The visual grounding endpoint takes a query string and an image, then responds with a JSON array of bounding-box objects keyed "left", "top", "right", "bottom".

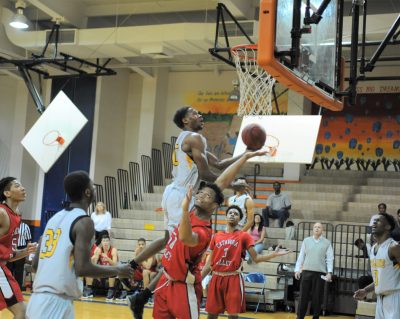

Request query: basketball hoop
[
  {"left": 262, "top": 134, "right": 280, "bottom": 157},
  {"left": 42, "top": 130, "right": 65, "bottom": 146},
  {"left": 231, "top": 44, "right": 276, "bottom": 117}
]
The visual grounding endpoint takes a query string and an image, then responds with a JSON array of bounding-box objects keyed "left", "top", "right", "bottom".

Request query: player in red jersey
[
  {"left": 129, "top": 150, "right": 267, "bottom": 319},
  {"left": 203, "top": 205, "right": 290, "bottom": 318},
  {"left": 0, "top": 177, "right": 37, "bottom": 318}
]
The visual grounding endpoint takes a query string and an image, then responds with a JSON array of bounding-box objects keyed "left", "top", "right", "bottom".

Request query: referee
[{"left": 6, "top": 221, "right": 32, "bottom": 289}]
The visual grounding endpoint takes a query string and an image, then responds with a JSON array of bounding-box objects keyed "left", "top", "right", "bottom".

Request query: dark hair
[
  {"left": 379, "top": 212, "right": 396, "bottom": 231},
  {"left": 95, "top": 230, "right": 109, "bottom": 246},
  {"left": 173, "top": 106, "right": 191, "bottom": 129},
  {"left": 198, "top": 182, "right": 224, "bottom": 206},
  {"left": 101, "top": 233, "right": 110, "bottom": 241},
  {"left": 0, "top": 177, "right": 17, "bottom": 202},
  {"left": 378, "top": 203, "right": 387, "bottom": 209},
  {"left": 273, "top": 181, "right": 281, "bottom": 186},
  {"left": 397, "top": 208, "right": 400, "bottom": 215},
  {"left": 138, "top": 238, "right": 146, "bottom": 243},
  {"left": 64, "top": 171, "right": 91, "bottom": 202},
  {"left": 354, "top": 238, "right": 364, "bottom": 246},
  {"left": 226, "top": 205, "right": 243, "bottom": 220},
  {"left": 251, "top": 213, "right": 264, "bottom": 233}
]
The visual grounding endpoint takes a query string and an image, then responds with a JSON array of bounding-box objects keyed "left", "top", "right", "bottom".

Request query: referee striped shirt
[{"left": 17, "top": 222, "right": 31, "bottom": 249}]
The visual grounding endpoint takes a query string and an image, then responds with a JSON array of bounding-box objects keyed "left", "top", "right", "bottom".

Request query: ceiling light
[{"left": 9, "top": 1, "right": 29, "bottom": 29}]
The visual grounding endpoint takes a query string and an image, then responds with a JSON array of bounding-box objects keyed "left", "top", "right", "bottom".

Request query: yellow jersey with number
[
  {"left": 370, "top": 238, "right": 400, "bottom": 295},
  {"left": 171, "top": 131, "right": 207, "bottom": 192},
  {"left": 33, "top": 208, "right": 88, "bottom": 298}
]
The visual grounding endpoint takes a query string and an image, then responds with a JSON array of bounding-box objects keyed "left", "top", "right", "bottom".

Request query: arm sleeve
[
  {"left": 106, "top": 212, "right": 112, "bottom": 230},
  {"left": 326, "top": 244, "right": 334, "bottom": 273},
  {"left": 284, "top": 193, "right": 291, "bottom": 207},
  {"left": 295, "top": 241, "right": 306, "bottom": 272}
]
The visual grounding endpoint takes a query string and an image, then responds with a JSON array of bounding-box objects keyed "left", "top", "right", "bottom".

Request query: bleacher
[{"left": 106, "top": 160, "right": 398, "bottom": 315}]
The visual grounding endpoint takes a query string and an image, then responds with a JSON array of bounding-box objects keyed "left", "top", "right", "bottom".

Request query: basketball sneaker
[
  {"left": 116, "top": 290, "right": 128, "bottom": 301},
  {"left": 82, "top": 286, "right": 94, "bottom": 298},
  {"left": 106, "top": 288, "right": 115, "bottom": 301},
  {"left": 127, "top": 289, "right": 151, "bottom": 319}
]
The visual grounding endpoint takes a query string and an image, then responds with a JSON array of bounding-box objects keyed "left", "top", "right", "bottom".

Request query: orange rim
[{"left": 230, "top": 44, "right": 259, "bottom": 62}]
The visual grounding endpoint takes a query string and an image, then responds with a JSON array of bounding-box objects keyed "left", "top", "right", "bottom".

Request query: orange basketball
[{"left": 241, "top": 123, "right": 267, "bottom": 151}]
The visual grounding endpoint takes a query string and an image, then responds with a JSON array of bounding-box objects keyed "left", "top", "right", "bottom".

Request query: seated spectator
[
  {"left": 83, "top": 233, "right": 125, "bottom": 301},
  {"left": 354, "top": 238, "right": 370, "bottom": 258},
  {"left": 262, "top": 181, "right": 291, "bottom": 228},
  {"left": 91, "top": 202, "right": 112, "bottom": 242},
  {"left": 246, "top": 213, "right": 266, "bottom": 263},
  {"left": 137, "top": 239, "right": 159, "bottom": 290}
]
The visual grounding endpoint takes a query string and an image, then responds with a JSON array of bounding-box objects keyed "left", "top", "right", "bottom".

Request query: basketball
[{"left": 241, "top": 123, "right": 267, "bottom": 150}]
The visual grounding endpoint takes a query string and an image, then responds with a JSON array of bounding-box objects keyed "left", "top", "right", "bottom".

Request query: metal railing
[
  {"left": 162, "top": 142, "right": 173, "bottom": 179},
  {"left": 117, "top": 169, "right": 131, "bottom": 209},
  {"left": 104, "top": 176, "right": 119, "bottom": 218},
  {"left": 90, "top": 183, "right": 105, "bottom": 213},
  {"left": 170, "top": 136, "right": 177, "bottom": 147},
  {"left": 152, "top": 148, "right": 164, "bottom": 186},
  {"left": 334, "top": 224, "right": 370, "bottom": 294},
  {"left": 129, "top": 161, "right": 143, "bottom": 202},
  {"left": 141, "top": 155, "right": 154, "bottom": 193},
  {"left": 252, "top": 164, "right": 261, "bottom": 198}
]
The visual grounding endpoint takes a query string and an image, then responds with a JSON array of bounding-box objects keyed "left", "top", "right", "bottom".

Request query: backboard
[
  {"left": 233, "top": 115, "right": 322, "bottom": 163},
  {"left": 21, "top": 91, "right": 88, "bottom": 173}
]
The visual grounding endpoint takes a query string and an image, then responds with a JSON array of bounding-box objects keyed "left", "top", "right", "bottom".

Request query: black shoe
[
  {"left": 120, "top": 278, "right": 134, "bottom": 290},
  {"left": 127, "top": 290, "right": 150, "bottom": 319}
]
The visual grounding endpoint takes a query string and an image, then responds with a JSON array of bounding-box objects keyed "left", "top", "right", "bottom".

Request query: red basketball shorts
[
  {"left": 206, "top": 273, "right": 246, "bottom": 315},
  {"left": 153, "top": 274, "right": 202, "bottom": 319},
  {"left": 0, "top": 263, "right": 23, "bottom": 310}
]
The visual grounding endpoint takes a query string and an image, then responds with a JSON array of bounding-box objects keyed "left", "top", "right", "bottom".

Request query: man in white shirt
[
  {"left": 294, "top": 223, "right": 334, "bottom": 319},
  {"left": 262, "top": 181, "right": 291, "bottom": 228}
]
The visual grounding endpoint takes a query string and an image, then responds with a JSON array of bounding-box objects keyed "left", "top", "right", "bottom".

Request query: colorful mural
[
  {"left": 184, "top": 86, "right": 288, "bottom": 159},
  {"left": 313, "top": 93, "right": 400, "bottom": 168}
]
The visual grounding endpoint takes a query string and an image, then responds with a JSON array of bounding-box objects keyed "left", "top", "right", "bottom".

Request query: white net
[{"left": 231, "top": 45, "right": 276, "bottom": 117}]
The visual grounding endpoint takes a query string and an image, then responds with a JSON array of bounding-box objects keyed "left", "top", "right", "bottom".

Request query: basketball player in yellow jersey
[{"left": 354, "top": 212, "right": 400, "bottom": 319}]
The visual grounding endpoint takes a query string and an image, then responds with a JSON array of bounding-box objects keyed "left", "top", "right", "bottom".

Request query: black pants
[
  {"left": 297, "top": 270, "right": 325, "bottom": 319},
  {"left": 262, "top": 208, "right": 289, "bottom": 228},
  {"left": 6, "top": 257, "right": 26, "bottom": 289}
]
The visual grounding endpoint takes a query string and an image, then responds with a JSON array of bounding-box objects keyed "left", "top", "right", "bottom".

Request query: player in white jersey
[
  {"left": 26, "top": 171, "right": 133, "bottom": 319},
  {"left": 354, "top": 212, "right": 400, "bottom": 319},
  {"left": 227, "top": 177, "right": 254, "bottom": 231}
]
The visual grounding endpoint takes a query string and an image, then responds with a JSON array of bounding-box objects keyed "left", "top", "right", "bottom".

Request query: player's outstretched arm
[
  {"left": 215, "top": 150, "right": 267, "bottom": 191},
  {"left": 248, "top": 245, "right": 290, "bottom": 263},
  {"left": 179, "top": 186, "right": 199, "bottom": 247},
  {"left": 72, "top": 217, "right": 133, "bottom": 278},
  {"left": 353, "top": 282, "right": 374, "bottom": 300},
  {"left": 241, "top": 198, "right": 255, "bottom": 232},
  {"left": 201, "top": 251, "right": 213, "bottom": 279}
]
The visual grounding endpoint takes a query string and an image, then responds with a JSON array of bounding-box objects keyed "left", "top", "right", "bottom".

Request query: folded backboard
[
  {"left": 233, "top": 115, "right": 321, "bottom": 163},
  {"left": 21, "top": 91, "right": 88, "bottom": 173}
]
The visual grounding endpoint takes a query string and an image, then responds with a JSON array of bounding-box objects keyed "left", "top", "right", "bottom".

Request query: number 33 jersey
[
  {"left": 210, "top": 230, "right": 254, "bottom": 272},
  {"left": 33, "top": 208, "right": 88, "bottom": 299}
]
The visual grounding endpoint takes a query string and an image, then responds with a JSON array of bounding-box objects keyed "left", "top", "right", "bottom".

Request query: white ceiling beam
[
  {"left": 85, "top": 0, "right": 218, "bottom": 17},
  {"left": 129, "top": 66, "right": 154, "bottom": 79},
  {"left": 26, "top": 0, "right": 86, "bottom": 28},
  {"left": 219, "top": 0, "right": 254, "bottom": 19}
]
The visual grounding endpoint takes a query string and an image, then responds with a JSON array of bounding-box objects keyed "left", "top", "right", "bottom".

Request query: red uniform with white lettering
[
  {"left": 98, "top": 246, "right": 115, "bottom": 266},
  {"left": 0, "top": 204, "right": 23, "bottom": 310},
  {"left": 153, "top": 211, "right": 212, "bottom": 319},
  {"left": 206, "top": 230, "right": 254, "bottom": 315}
]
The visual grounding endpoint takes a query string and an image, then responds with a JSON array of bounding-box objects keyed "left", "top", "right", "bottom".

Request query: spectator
[
  {"left": 135, "top": 239, "right": 159, "bottom": 290},
  {"left": 391, "top": 209, "right": 400, "bottom": 241},
  {"left": 226, "top": 177, "right": 254, "bottom": 231},
  {"left": 83, "top": 233, "right": 122, "bottom": 301},
  {"left": 262, "top": 181, "right": 291, "bottom": 228},
  {"left": 285, "top": 220, "right": 295, "bottom": 240},
  {"left": 6, "top": 221, "right": 32, "bottom": 289},
  {"left": 295, "top": 222, "right": 334, "bottom": 319},
  {"left": 91, "top": 202, "right": 112, "bottom": 242},
  {"left": 246, "top": 213, "right": 266, "bottom": 263},
  {"left": 354, "top": 238, "right": 370, "bottom": 258}
]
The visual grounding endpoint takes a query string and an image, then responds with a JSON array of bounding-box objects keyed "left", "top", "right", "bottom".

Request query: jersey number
[
  {"left": 40, "top": 228, "right": 62, "bottom": 259},
  {"left": 167, "top": 232, "right": 178, "bottom": 250},
  {"left": 172, "top": 144, "right": 179, "bottom": 166}
]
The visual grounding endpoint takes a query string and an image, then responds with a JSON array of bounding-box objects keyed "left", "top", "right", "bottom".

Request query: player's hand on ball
[
  {"left": 182, "top": 185, "right": 193, "bottom": 213},
  {"left": 245, "top": 149, "right": 268, "bottom": 159},
  {"left": 117, "top": 264, "right": 134, "bottom": 278}
]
